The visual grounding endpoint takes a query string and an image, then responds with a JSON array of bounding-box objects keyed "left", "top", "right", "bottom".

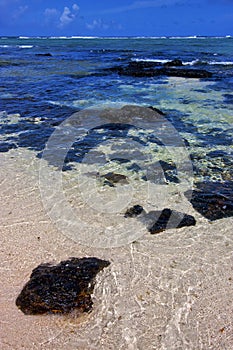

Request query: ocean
[{"left": 0, "top": 36, "right": 233, "bottom": 242}]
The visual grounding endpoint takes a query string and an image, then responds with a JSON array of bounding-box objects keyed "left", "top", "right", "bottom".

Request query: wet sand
[{"left": 1, "top": 148, "right": 233, "bottom": 350}]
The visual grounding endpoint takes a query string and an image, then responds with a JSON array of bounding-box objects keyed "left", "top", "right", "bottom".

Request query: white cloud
[
  {"left": 72, "top": 3, "right": 79, "bottom": 11},
  {"left": 59, "top": 3, "right": 79, "bottom": 27},
  {"left": 44, "top": 8, "right": 59, "bottom": 17},
  {"left": 59, "top": 6, "right": 74, "bottom": 26},
  {"left": 44, "top": 8, "right": 59, "bottom": 22},
  {"left": 86, "top": 18, "right": 123, "bottom": 31},
  {"left": 44, "top": 7, "right": 59, "bottom": 25},
  {"left": 44, "top": 4, "right": 79, "bottom": 28},
  {"left": 86, "top": 19, "right": 109, "bottom": 30}
]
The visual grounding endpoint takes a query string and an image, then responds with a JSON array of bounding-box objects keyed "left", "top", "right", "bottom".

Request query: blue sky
[{"left": 0, "top": 0, "right": 233, "bottom": 37}]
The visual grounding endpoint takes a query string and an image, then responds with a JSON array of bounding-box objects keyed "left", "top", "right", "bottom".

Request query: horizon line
[{"left": 1, "top": 35, "right": 232, "bottom": 39}]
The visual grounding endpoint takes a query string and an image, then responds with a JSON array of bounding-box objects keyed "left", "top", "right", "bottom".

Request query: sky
[{"left": 0, "top": 0, "right": 233, "bottom": 37}]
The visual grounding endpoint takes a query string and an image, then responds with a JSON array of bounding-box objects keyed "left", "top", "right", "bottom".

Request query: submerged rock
[
  {"left": 110, "top": 157, "right": 131, "bottom": 164},
  {"left": 188, "top": 181, "right": 233, "bottom": 221},
  {"left": 16, "top": 257, "right": 110, "bottom": 315},
  {"left": 147, "top": 208, "right": 196, "bottom": 234},
  {"left": 124, "top": 205, "right": 196, "bottom": 233},
  {"left": 124, "top": 205, "right": 144, "bottom": 218},
  {"left": 101, "top": 172, "right": 129, "bottom": 186}
]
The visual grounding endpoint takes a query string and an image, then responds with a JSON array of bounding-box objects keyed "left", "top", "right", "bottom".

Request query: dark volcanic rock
[
  {"left": 188, "top": 181, "right": 233, "bottom": 221},
  {"left": 148, "top": 106, "right": 166, "bottom": 115},
  {"left": 124, "top": 206, "right": 196, "bottom": 233},
  {"left": 16, "top": 257, "right": 110, "bottom": 315},
  {"left": 106, "top": 61, "right": 212, "bottom": 79},
  {"left": 35, "top": 53, "right": 52, "bottom": 57},
  {"left": 143, "top": 208, "right": 196, "bottom": 234},
  {"left": 101, "top": 172, "right": 129, "bottom": 186},
  {"left": 158, "top": 67, "right": 212, "bottom": 78},
  {"left": 110, "top": 157, "right": 131, "bottom": 164},
  {"left": 124, "top": 205, "right": 144, "bottom": 218},
  {"left": 164, "top": 59, "right": 183, "bottom": 67},
  {"left": 159, "top": 160, "right": 180, "bottom": 183}
]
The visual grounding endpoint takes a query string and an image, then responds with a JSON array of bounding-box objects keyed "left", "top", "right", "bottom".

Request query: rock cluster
[
  {"left": 124, "top": 205, "right": 196, "bottom": 233},
  {"left": 106, "top": 59, "right": 212, "bottom": 79}
]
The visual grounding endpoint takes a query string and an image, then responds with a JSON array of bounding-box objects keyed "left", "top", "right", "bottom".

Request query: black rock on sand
[{"left": 16, "top": 257, "right": 110, "bottom": 315}]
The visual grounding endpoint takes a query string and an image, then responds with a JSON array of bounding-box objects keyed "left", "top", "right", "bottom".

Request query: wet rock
[
  {"left": 127, "top": 163, "right": 142, "bottom": 173},
  {"left": 163, "top": 59, "right": 183, "bottom": 67},
  {"left": 159, "top": 160, "right": 180, "bottom": 183},
  {"left": 110, "top": 157, "right": 131, "bottom": 164},
  {"left": 106, "top": 61, "right": 212, "bottom": 79},
  {"left": 101, "top": 172, "right": 129, "bottom": 186},
  {"left": 124, "top": 206, "right": 196, "bottom": 233},
  {"left": 147, "top": 208, "right": 196, "bottom": 234},
  {"left": 124, "top": 205, "right": 144, "bottom": 218},
  {"left": 157, "top": 67, "right": 212, "bottom": 78},
  {"left": 188, "top": 181, "right": 233, "bottom": 221},
  {"left": 16, "top": 257, "right": 110, "bottom": 315},
  {"left": 35, "top": 53, "right": 52, "bottom": 57},
  {"left": 148, "top": 106, "right": 166, "bottom": 115}
]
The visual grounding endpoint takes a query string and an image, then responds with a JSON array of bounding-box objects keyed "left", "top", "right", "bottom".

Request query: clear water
[{"left": 0, "top": 36, "right": 232, "bottom": 187}]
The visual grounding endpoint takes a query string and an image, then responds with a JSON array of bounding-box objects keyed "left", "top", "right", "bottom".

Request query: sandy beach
[{"left": 1, "top": 146, "right": 233, "bottom": 350}]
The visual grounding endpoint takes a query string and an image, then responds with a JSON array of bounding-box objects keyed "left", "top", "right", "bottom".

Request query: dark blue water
[{"left": 1, "top": 36, "right": 233, "bottom": 115}]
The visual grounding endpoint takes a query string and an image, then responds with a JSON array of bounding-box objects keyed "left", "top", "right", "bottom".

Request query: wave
[
  {"left": 132, "top": 58, "right": 170, "bottom": 64},
  {"left": 209, "top": 61, "right": 233, "bottom": 66},
  {"left": 0, "top": 44, "right": 34, "bottom": 48},
  {"left": 70, "top": 36, "right": 99, "bottom": 39},
  {"left": 132, "top": 58, "right": 233, "bottom": 66},
  {"left": 0, "top": 45, "right": 34, "bottom": 49},
  {"left": 0, "top": 35, "right": 230, "bottom": 41},
  {"left": 132, "top": 58, "right": 198, "bottom": 65},
  {"left": 18, "top": 45, "right": 34, "bottom": 48},
  {"left": 49, "top": 36, "right": 99, "bottom": 39}
]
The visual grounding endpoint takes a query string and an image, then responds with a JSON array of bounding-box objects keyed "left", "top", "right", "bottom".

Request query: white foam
[
  {"left": 18, "top": 45, "right": 34, "bottom": 49},
  {"left": 182, "top": 59, "right": 200, "bottom": 66},
  {"left": 209, "top": 61, "right": 233, "bottom": 66},
  {"left": 0, "top": 44, "right": 33, "bottom": 48},
  {"left": 71, "top": 36, "right": 99, "bottom": 39},
  {"left": 132, "top": 58, "right": 200, "bottom": 66},
  {"left": 132, "top": 58, "right": 169, "bottom": 64}
]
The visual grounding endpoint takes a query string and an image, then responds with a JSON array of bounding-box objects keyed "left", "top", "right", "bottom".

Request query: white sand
[{"left": 1, "top": 148, "right": 233, "bottom": 350}]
